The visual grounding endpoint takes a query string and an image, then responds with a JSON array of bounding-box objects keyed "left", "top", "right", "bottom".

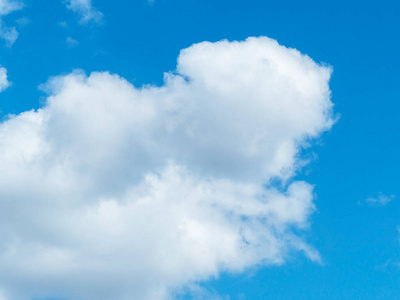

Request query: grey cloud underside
[{"left": 0, "top": 37, "right": 334, "bottom": 299}]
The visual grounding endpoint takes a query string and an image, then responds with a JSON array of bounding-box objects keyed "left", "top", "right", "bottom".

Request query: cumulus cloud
[
  {"left": 366, "top": 193, "right": 395, "bottom": 207},
  {"left": 65, "top": 0, "right": 103, "bottom": 24},
  {"left": 0, "top": 0, "right": 22, "bottom": 46},
  {"left": 0, "top": 66, "right": 10, "bottom": 91},
  {"left": 0, "top": 37, "right": 334, "bottom": 299}
]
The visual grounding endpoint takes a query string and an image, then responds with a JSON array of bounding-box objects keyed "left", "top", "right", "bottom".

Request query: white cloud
[
  {"left": 0, "top": 0, "right": 22, "bottom": 46},
  {"left": 0, "top": 0, "right": 21, "bottom": 16},
  {"left": 65, "top": 36, "right": 78, "bottom": 47},
  {"left": 366, "top": 193, "right": 395, "bottom": 206},
  {"left": 0, "top": 37, "right": 334, "bottom": 299},
  {"left": 0, "top": 66, "right": 10, "bottom": 91},
  {"left": 15, "top": 16, "right": 29, "bottom": 26},
  {"left": 65, "top": 0, "right": 103, "bottom": 24},
  {"left": 0, "top": 24, "right": 17, "bottom": 46},
  {"left": 58, "top": 20, "right": 68, "bottom": 28}
]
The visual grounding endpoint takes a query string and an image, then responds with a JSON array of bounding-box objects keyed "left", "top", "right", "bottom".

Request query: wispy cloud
[
  {"left": 0, "top": 24, "right": 17, "bottom": 46},
  {"left": 0, "top": 0, "right": 23, "bottom": 46},
  {"left": 0, "top": 66, "right": 10, "bottom": 91},
  {"left": 0, "top": 0, "right": 22, "bottom": 15},
  {"left": 65, "top": 36, "right": 78, "bottom": 47},
  {"left": 366, "top": 193, "right": 395, "bottom": 207},
  {"left": 65, "top": 0, "right": 103, "bottom": 24},
  {"left": 15, "top": 16, "right": 30, "bottom": 26}
]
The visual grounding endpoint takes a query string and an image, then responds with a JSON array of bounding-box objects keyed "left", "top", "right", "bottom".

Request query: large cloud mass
[{"left": 0, "top": 37, "right": 334, "bottom": 299}]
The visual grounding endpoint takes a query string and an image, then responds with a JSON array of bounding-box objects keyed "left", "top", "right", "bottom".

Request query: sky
[{"left": 0, "top": 0, "right": 399, "bottom": 299}]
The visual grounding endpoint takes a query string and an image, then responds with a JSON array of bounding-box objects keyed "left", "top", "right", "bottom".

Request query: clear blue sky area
[{"left": 1, "top": 0, "right": 399, "bottom": 299}]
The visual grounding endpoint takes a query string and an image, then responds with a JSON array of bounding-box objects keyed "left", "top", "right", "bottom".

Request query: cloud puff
[
  {"left": 0, "top": 0, "right": 21, "bottom": 16},
  {"left": 366, "top": 193, "right": 395, "bottom": 207},
  {"left": 0, "top": 66, "right": 10, "bottom": 91},
  {"left": 0, "top": 24, "right": 17, "bottom": 46},
  {"left": 65, "top": 36, "right": 78, "bottom": 47},
  {"left": 0, "top": 37, "right": 334, "bottom": 299},
  {"left": 65, "top": 0, "right": 103, "bottom": 24},
  {"left": 0, "top": 0, "right": 22, "bottom": 46}
]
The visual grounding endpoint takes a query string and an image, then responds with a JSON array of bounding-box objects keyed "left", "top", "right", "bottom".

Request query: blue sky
[{"left": 0, "top": 0, "right": 399, "bottom": 299}]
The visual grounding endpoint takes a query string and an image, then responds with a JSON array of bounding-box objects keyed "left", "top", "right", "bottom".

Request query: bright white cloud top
[
  {"left": 65, "top": 0, "right": 103, "bottom": 23},
  {"left": 0, "top": 37, "right": 334, "bottom": 299}
]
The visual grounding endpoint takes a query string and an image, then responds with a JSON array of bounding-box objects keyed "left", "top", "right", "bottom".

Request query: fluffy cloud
[
  {"left": 0, "top": 66, "right": 10, "bottom": 91},
  {"left": 0, "top": 37, "right": 334, "bottom": 299},
  {"left": 0, "top": 0, "right": 22, "bottom": 46},
  {"left": 65, "top": 0, "right": 103, "bottom": 24}
]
